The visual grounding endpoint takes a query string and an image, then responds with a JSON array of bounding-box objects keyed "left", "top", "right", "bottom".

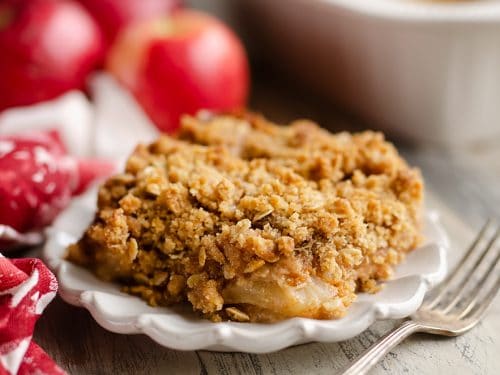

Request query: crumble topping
[{"left": 67, "top": 112, "right": 423, "bottom": 322}]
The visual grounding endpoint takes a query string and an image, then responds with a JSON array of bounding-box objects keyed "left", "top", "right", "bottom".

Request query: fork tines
[{"left": 424, "top": 219, "right": 500, "bottom": 320}]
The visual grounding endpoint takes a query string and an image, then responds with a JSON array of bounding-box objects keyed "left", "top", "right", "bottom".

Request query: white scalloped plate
[{"left": 43, "top": 188, "right": 448, "bottom": 353}]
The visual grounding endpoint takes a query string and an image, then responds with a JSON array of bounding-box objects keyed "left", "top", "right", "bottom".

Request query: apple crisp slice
[{"left": 67, "top": 112, "right": 423, "bottom": 322}]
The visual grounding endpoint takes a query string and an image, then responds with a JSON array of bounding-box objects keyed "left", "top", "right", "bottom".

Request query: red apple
[
  {"left": 78, "top": 0, "right": 181, "bottom": 46},
  {"left": 106, "top": 9, "right": 250, "bottom": 133},
  {"left": 0, "top": 0, "right": 104, "bottom": 111}
]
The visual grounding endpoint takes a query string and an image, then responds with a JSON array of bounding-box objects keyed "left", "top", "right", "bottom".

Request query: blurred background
[{"left": 191, "top": 0, "right": 500, "bottom": 147}]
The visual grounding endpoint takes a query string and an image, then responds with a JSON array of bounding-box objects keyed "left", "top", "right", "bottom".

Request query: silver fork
[{"left": 342, "top": 220, "right": 500, "bottom": 375}]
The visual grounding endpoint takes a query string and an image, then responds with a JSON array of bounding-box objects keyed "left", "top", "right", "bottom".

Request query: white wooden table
[{"left": 25, "top": 71, "right": 500, "bottom": 374}]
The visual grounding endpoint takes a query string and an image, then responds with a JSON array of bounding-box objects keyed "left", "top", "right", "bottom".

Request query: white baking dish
[{"left": 229, "top": 0, "right": 500, "bottom": 145}]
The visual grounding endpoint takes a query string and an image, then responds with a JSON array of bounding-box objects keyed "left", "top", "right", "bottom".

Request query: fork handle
[{"left": 341, "top": 320, "right": 421, "bottom": 375}]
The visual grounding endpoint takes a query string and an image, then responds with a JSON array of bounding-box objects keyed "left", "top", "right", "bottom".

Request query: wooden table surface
[{"left": 27, "top": 72, "right": 500, "bottom": 375}]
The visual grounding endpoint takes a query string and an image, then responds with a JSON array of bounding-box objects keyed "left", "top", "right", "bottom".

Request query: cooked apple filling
[{"left": 67, "top": 112, "right": 423, "bottom": 322}]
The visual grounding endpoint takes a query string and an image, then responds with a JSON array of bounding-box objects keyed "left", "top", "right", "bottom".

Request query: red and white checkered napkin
[{"left": 0, "top": 255, "right": 66, "bottom": 375}]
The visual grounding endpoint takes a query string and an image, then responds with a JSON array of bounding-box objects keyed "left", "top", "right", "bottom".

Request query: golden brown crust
[{"left": 67, "top": 112, "right": 424, "bottom": 322}]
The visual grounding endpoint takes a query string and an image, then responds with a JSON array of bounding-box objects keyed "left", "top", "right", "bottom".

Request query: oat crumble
[{"left": 67, "top": 112, "right": 423, "bottom": 322}]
